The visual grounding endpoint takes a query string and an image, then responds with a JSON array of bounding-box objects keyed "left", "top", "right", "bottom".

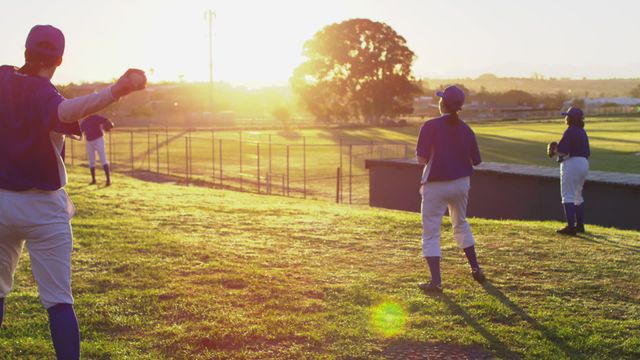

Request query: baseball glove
[
  {"left": 103, "top": 120, "right": 114, "bottom": 132},
  {"left": 547, "top": 142, "right": 558, "bottom": 158}
]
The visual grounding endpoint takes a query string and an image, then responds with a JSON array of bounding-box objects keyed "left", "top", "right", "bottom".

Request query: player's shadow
[
  {"left": 481, "top": 282, "right": 586, "bottom": 360},
  {"left": 575, "top": 233, "right": 640, "bottom": 253},
  {"left": 440, "top": 294, "right": 521, "bottom": 359}
]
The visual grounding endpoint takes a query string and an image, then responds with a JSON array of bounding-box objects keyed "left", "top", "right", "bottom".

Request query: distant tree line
[{"left": 431, "top": 84, "right": 571, "bottom": 109}]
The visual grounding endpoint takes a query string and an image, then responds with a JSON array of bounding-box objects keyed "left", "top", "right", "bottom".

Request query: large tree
[{"left": 291, "top": 19, "right": 422, "bottom": 124}]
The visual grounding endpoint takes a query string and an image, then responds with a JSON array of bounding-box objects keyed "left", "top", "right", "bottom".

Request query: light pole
[{"left": 205, "top": 10, "right": 216, "bottom": 115}]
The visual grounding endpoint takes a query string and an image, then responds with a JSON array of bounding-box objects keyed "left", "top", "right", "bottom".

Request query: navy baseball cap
[
  {"left": 561, "top": 107, "right": 584, "bottom": 121},
  {"left": 25, "top": 25, "right": 65, "bottom": 57},
  {"left": 436, "top": 85, "right": 465, "bottom": 111}
]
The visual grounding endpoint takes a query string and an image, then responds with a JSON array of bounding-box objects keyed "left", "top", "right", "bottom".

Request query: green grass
[
  {"left": 472, "top": 118, "right": 640, "bottom": 173},
  {"left": 1, "top": 168, "right": 639, "bottom": 359}
]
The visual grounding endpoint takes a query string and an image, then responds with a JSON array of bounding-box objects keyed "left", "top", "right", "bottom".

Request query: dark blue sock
[
  {"left": 0, "top": 297, "right": 4, "bottom": 327},
  {"left": 47, "top": 303, "right": 80, "bottom": 360},
  {"left": 464, "top": 245, "right": 480, "bottom": 271},
  {"left": 576, "top": 203, "right": 585, "bottom": 227},
  {"left": 563, "top": 203, "right": 576, "bottom": 228},
  {"left": 425, "top": 256, "right": 441, "bottom": 285},
  {"left": 103, "top": 164, "right": 111, "bottom": 183}
]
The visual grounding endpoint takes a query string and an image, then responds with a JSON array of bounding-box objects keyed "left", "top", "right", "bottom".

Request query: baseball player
[
  {"left": 0, "top": 25, "right": 145, "bottom": 359},
  {"left": 415, "top": 85, "right": 485, "bottom": 294},
  {"left": 547, "top": 107, "right": 590, "bottom": 235},
  {"left": 81, "top": 114, "right": 114, "bottom": 185}
]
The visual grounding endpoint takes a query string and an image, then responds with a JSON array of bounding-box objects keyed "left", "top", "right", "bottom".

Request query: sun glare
[{"left": 369, "top": 301, "right": 407, "bottom": 337}]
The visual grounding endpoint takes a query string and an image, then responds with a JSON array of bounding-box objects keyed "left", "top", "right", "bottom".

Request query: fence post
[
  {"left": 286, "top": 145, "right": 290, "bottom": 196},
  {"left": 267, "top": 173, "right": 271, "bottom": 195},
  {"left": 219, "top": 139, "right": 223, "bottom": 186},
  {"left": 339, "top": 138, "right": 343, "bottom": 203},
  {"left": 268, "top": 134, "right": 272, "bottom": 179},
  {"left": 112, "top": 131, "right": 116, "bottom": 168},
  {"left": 185, "top": 137, "right": 189, "bottom": 185},
  {"left": 147, "top": 126, "right": 151, "bottom": 171},
  {"left": 257, "top": 143, "right": 261, "bottom": 193},
  {"left": 239, "top": 131, "right": 243, "bottom": 190},
  {"left": 404, "top": 143, "right": 409, "bottom": 159},
  {"left": 282, "top": 174, "right": 285, "bottom": 196},
  {"left": 130, "top": 131, "right": 134, "bottom": 173},
  {"left": 108, "top": 131, "right": 113, "bottom": 166},
  {"left": 303, "top": 136, "right": 307, "bottom": 199},
  {"left": 156, "top": 134, "right": 160, "bottom": 174},
  {"left": 336, "top": 167, "right": 341, "bottom": 203},
  {"left": 70, "top": 137, "right": 75, "bottom": 166},
  {"left": 211, "top": 130, "right": 215, "bottom": 184},
  {"left": 349, "top": 144, "right": 353, "bottom": 205},
  {"left": 188, "top": 130, "right": 192, "bottom": 181},
  {"left": 166, "top": 127, "right": 170, "bottom": 175}
]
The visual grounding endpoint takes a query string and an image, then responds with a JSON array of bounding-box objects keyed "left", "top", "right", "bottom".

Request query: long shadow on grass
[
  {"left": 576, "top": 233, "right": 640, "bottom": 253},
  {"left": 481, "top": 282, "right": 585, "bottom": 360},
  {"left": 440, "top": 294, "right": 522, "bottom": 359}
]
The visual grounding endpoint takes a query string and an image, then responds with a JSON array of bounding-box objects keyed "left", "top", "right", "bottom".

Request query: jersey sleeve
[
  {"left": 53, "top": 121, "right": 82, "bottom": 137},
  {"left": 416, "top": 123, "right": 432, "bottom": 159},
  {"left": 469, "top": 129, "right": 482, "bottom": 166},
  {"left": 33, "top": 85, "right": 65, "bottom": 131}
]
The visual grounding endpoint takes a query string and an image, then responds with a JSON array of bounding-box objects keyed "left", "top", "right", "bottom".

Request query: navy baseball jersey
[
  {"left": 80, "top": 115, "right": 110, "bottom": 141},
  {"left": 557, "top": 126, "right": 590, "bottom": 159},
  {"left": 0, "top": 65, "right": 72, "bottom": 191},
  {"left": 416, "top": 114, "right": 482, "bottom": 182}
]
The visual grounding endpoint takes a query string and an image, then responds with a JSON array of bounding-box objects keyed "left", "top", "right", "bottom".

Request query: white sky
[{"left": 1, "top": 0, "right": 639, "bottom": 87}]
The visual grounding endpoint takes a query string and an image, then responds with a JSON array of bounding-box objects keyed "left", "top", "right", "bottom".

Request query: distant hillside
[{"left": 424, "top": 74, "right": 640, "bottom": 97}]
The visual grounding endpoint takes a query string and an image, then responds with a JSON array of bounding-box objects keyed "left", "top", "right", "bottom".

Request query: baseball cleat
[
  {"left": 576, "top": 225, "right": 585, "bottom": 233},
  {"left": 556, "top": 226, "right": 577, "bottom": 236},
  {"left": 418, "top": 282, "right": 443, "bottom": 294},
  {"left": 105, "top": 181, "right": 111, "bottom": 187},
  {"left": 471, "top": 268, "right": 486, "bottom": 283},
  {"left": 89, "top": 180, "right": 96, "bottom": 185}
]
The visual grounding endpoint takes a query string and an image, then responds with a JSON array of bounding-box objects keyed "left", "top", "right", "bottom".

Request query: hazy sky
[{"left": 2, "top": 0, "right": 640, "bottom": 87}]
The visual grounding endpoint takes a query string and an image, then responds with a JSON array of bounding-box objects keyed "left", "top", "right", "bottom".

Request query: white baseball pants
[
  {"left": 560, "top": 157, "right": 589, "bottom": 205},
  {"left": 421, "top": 176, "right": 475, "bottom": 257},
  {"left": 86, "top": 137, "right": 108, "bottom": 168},
  {"left": 0, "top": 188, "right": 75, "bottom": 308}
]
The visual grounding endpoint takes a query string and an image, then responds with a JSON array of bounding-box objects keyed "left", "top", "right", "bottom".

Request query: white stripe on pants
[
  {"left": 560, "top": 157, "right": 589, "bottom": 205},
  {"left": 0, "top": 189, "right": 75, "bottom": 308},
  {"left": 421, "top": 176, "right": 475, "bottom": 257},
  {"left": 86, "top": 137, "right": 108, "bottom": 168}
]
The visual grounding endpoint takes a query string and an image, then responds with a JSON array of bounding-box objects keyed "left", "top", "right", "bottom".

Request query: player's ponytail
[
  {"left": 567, "top": 114, "right": 585, "bottom": 129},
  {"left": 18, "top": 47, "right": 61, "bottom": 76}
]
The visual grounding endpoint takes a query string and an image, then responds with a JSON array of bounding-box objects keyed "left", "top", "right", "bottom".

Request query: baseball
[{"left": 128, "top": 72, "right": 146, "bottom": 89}]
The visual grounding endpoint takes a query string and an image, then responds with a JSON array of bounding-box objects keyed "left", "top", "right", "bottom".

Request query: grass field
[
  {"left": 1, "top": 168, "right": 638, "bottom": 359},
  {"left": 65, "top": 117, "right": 640, "bottom": 204}
]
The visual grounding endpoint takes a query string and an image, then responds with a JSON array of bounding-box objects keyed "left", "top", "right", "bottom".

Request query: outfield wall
[{"left": 365, "top": 159, "right": 640, "bottom": 231}]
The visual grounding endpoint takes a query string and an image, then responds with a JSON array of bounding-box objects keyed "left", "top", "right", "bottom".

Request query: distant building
[
  {"left": 413, "top": 96, "right": 435, "bottom": 111},
  {"left": 566, "top": 97, "right": 640, "bottom": 108}
]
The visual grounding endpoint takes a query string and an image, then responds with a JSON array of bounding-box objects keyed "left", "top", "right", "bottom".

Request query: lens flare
[{"left": 369, "top": 301, "right": 407, "bottom": 337}]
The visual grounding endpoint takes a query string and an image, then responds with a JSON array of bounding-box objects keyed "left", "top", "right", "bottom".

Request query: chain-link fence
[{"left": 64, "top": 129, "right": 412, "bottom": 205}]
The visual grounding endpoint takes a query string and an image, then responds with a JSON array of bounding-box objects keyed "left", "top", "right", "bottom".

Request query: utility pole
[{"left": 205, "top": 10, "right": 216, "bottom": 114}]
